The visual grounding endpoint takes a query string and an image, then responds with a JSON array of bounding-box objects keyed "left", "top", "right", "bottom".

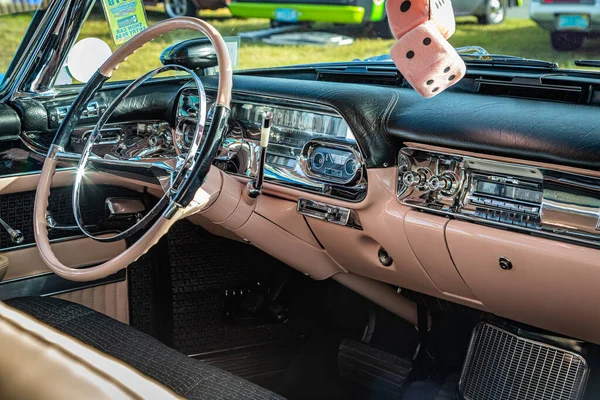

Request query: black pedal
[
  {"left": 338, "top": 339, "right": 412, "bottom": 398},
  {"left": 225, "top": 281, "right": 289, "bottom": 325}
]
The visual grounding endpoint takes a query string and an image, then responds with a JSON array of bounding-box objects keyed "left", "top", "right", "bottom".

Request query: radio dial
[
  {"left": 428, "top": 172, "right": 459, "bottom": 195},
  {"left": 312, "top": 152, "right": 325, "bottom": 170},
  {"left": 428, "top": 175, "right": 452, "bottom": 191},
  {"left": 402, "top": 170, "right": 428, "bottom": 188}
]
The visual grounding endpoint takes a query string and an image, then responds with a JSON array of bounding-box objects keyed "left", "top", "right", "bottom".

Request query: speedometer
[{"left": 305, "top": 142, "right": 361, "bottom": 184}]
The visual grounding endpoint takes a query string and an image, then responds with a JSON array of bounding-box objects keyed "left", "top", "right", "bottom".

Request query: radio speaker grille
[{"left": 459, "top": 323, "right": 588, "bottom": 400}]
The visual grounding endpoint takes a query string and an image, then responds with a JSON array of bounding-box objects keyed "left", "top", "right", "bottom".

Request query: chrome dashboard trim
[
  {"left": 397, "top": 146, "right": 600, "bottom": 249},
  {"left": 207, "top": 93, "right": 368, "bottom": 202},
  {"left": 300, "top": 140, "right": 364, "bottom": 186}
]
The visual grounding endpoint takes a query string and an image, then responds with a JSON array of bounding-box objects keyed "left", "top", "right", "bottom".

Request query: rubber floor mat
[{"left": 193, "top": 340, "right": 304, "bottom": 383}]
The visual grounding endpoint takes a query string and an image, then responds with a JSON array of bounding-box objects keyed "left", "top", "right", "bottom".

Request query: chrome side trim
[
  {"left": 0, "top": 0, "right": 68, "bottom": 101},
  {"left": 0, "top": 231, "right": 120, "bottom": 254},
  {"left": 0, "top": 269, "right": 126, "bottom": 301}
]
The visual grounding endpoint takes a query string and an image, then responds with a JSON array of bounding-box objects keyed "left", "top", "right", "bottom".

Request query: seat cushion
[{"left": 6, "top": 296, "right": 282, "bottom": 400}]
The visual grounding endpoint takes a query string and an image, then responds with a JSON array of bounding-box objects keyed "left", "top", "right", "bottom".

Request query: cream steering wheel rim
[{"left": 33, "top": 17, "right": 232, "bottom": 282}]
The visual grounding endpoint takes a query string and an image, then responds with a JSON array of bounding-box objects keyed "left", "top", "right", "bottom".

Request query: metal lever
[
  {"left": 0, "top": 218, "right": 24, "bottom": 244},
  {"left": 247, "top": 111, "right": 272, "bottom": 198},
  {"left": 46, "top": 212, "right": 97, "bottom": 232},
  {"left": 106, "top": 197, "right": 146, "bottom": 220}
]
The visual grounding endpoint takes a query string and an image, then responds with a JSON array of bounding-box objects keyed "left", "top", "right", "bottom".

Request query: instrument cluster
[
  {"left": 69, "top": 91, "right": 367, "bottom": 202},
  {"left": 194, "top": 93, "right": 369, "bottom": 202}
]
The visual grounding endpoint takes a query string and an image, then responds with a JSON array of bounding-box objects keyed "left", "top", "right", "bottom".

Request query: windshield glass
[
  {"left": 0, "top": 2, "right": 41, "bottom": 86},
  {"left": 1, "top": 0, "right": 599, "bottom": 86}
]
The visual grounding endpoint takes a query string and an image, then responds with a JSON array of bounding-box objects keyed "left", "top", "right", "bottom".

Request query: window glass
[
  {"left": 0, "top": 1, "right": 44, "bottom": 87},
  {"left": 3, "top": 0, "right": 600, "bottom": 88}
]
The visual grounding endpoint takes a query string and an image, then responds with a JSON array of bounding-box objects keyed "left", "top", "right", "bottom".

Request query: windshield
[{"left": 0, "top": 0, "right": 599, "bottom": 86}]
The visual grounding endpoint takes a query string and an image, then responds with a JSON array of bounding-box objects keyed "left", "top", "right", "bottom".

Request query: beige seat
[
  {"left": 1, "top": 297, "right": 282, "bottom": 399},
  {"left": 0, "top": 301, "right": 180, "bottom": 399}
]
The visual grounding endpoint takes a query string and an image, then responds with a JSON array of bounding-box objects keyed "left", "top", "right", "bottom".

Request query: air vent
[
  {"left": 316, "top": 67, "right": 404, "bottom": 87},
  {"left": 460, "top": 323, "right": 588, "bottom": 400},
  {"left": 470, "top": 76, "right": 592, "bottom": 104}
]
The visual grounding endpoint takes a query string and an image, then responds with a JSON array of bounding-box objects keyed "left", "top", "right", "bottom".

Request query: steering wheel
[{"left": 33, "top": 17, "right": 232, "bottom": 282}]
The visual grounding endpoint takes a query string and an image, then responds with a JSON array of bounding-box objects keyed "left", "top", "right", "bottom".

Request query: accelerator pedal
[{"left": 338, "top": 339, "right": 412, "bottom": 398}]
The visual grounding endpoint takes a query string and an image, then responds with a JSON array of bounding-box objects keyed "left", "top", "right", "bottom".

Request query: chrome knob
[
  {"left": 427, "top": 175, "right": 452, "bottom": 191},
  {"left": 9, "top": 230, "right": 24, "bottom": 245},
  {"left": 402, "top": 171, "right": 425, "bottom": 187}
]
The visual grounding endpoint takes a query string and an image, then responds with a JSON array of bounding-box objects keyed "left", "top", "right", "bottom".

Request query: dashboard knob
[
  {"left": 427, "top": 175, "right": 452, "bottom": 191},
  {"left": 402, "top": 170, "right": 426, "bottom": 187}
]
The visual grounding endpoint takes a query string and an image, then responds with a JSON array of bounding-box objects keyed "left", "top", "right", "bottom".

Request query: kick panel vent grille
[{"left": 459, "top": 323, "right": 588, "bottom": 400}]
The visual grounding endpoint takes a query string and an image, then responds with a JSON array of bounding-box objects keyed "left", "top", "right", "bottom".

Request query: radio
[
  {"left": 462, "top": 174, "right": 542, "bottom": 229},
  {"left": 397, "top": 147, "right": 600, "bottom": 247}
]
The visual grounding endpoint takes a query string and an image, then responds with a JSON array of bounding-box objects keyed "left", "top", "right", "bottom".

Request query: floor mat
[
  {"left": 129, "top": 220, "right": 296, "bottom": 354},
  {"left": 167, "top": 221, "right": 295, "bottom": 355},
  {"left": 193, "top": 340, "right": 305, "bottom": 387}
]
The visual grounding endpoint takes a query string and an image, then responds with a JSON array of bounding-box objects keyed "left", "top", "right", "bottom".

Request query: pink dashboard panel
[
  {"left": 191, "top": 161, "right": 600, "bottom": 344},
  {"left": 404, "top": 211, "right": 481, "bottom": 306},
  {"left": 447, "top": 220, "right": 600, "bottom": 344}
]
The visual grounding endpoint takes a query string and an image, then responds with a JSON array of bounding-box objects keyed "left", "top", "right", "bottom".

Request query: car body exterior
[
  {"left": 530, "top": 0, "right": 598, "bottom": 50},
  {"left": 144, "top": 0, "right": 227, "bottom": 18},
  {"left": 229, "top": 0, "right": 386, "bottom": 25},
  {"left": 228, "top": 0, "right": 522, "bottom": 33},
  {"left": 455, "top": 0, "right": 522, "bottom": 24}
]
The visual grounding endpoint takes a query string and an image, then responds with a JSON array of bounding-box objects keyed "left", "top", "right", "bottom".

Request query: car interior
[{"left": 1, "top": 1, "right": 600, "bottom": 399}]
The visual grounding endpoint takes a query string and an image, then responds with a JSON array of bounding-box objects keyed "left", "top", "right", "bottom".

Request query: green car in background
[
  {"left": 229, "top": 0, "right": 393, "bottom": 37},
  {"left": 228, "top": 0, "right": 522, "bottom": 37}
]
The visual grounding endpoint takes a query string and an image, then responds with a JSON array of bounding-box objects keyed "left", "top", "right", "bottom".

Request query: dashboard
[
  {"left": 77, "top": 88, "right": 369, "bottom": 203},
  {"left": 10, "top": 71, "right": 600, "bottom": 346}
]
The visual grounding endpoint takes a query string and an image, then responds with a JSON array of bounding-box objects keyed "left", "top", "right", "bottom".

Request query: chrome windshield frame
[{"left": 0, "top": 0, "right": 95, "bottom": 101}]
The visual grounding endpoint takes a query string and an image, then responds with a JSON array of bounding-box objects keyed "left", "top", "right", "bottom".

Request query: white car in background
[{"left": 530, "top": 0, "right": 598, "bottom": 50}]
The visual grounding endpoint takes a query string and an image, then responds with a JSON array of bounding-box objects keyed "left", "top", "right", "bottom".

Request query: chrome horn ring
[{"left": 72, "top": 64, "right": 207, "bottom": 243}]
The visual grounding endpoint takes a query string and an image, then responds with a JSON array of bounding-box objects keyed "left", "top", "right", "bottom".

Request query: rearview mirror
[
  {"left": 160, "top": 38, "right": 218, "bottom": 74},
  {"left": 67, "top": 38, "right": 113, "bottom": 83}
]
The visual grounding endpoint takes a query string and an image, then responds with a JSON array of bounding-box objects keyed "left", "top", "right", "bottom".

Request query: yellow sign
[{"left": 100, "top": 0, "right": 148, "bottom": 46}]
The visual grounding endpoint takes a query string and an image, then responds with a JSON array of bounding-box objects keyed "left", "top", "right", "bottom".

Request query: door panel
[
  {"left": 2, "top": 236, "right": 125, "bottom": 281},
  {"left": 55, "top": 281, "right": 129, "bottom": 324},
  {"left": 0, "top": 170, "right": 147, "bottom": 324}
]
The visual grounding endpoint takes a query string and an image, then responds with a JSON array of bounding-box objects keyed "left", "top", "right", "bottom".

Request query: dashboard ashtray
[{"left": 297, "top": 198, "right": 351, "bottom": 226}]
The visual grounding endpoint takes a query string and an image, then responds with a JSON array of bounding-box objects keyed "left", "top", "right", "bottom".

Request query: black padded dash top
[{"left": 6, "top": 296, "right": 282, "bottom": 400}]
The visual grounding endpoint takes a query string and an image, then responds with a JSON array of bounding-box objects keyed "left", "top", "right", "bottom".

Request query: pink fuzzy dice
[
  {"left": 386, "top": 0, "right": 456, "bottom": 40},
  {"left": 430, "top": 0, "right": 456, "bottom": 38},
  {"left": 386, "top": 0, "right": 429, "bottom": 40},
  {"left": 390, "top": 21, "right": 466, "bottom": 98}
]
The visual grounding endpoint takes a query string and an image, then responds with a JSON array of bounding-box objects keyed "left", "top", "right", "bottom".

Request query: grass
[{"left": 2, "top": 8, "right": 600, "bottom": 83}]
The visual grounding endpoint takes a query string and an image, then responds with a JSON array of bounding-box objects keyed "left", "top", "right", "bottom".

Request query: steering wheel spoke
[{"left": 56, "top": 150, "right": 183, "bottom": 192}]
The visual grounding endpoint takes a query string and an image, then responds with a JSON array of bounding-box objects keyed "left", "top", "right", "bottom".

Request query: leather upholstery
[
  {"left": 0, "top": 301, "right": 179, "bottom": 399},
  {"left": 202, "top": 74, "right": 600, "bottom": 171},
  {"left": 7, "top": 297, "right": 282, "bottom": 400},
  {"left": 0, "top": 104, "right": 20, "bottom": 142}
]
